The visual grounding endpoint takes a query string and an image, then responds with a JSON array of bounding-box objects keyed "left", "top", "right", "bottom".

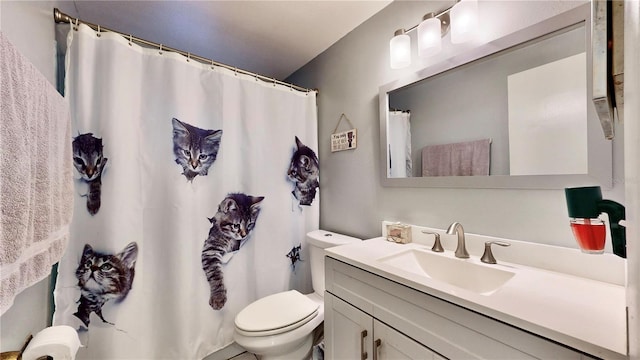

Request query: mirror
[{"left": 379, "top": 4, "right": 612, "bottom": 189}]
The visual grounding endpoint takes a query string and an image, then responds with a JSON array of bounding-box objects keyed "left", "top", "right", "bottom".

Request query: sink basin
[{"left": 377, "top": 249, "right": 515, "bottom": 295}]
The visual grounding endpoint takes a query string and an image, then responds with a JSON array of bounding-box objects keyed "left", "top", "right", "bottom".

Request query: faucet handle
[
  {"left": 481, "top": 241, "right": 511, "bottom": 264},
  {"left": 421, "top": 231, "right": 444, "bottom": 252}
]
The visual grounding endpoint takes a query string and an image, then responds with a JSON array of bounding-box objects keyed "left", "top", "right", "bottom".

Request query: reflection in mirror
[
  {"left": 379, "top": 4, "right": 612, "bottom": 189},
  {"left": 387, "top": 110, "right": 412, "bottom": 177},
  {"left": 389, "top": 24, "right": 585, "bottom": 178}
]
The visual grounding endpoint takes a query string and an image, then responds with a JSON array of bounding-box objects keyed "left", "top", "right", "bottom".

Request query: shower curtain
[
  {"left": 387, "top": 110, "right": 412, "bottom": 177},
  {"left": 53, "top": 24, "right": 319, "bottom": 359}
]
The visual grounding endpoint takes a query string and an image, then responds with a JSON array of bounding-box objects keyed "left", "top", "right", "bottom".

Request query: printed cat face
[
  {"left": 211, "top": 193, "right": 264, "bottom": 241},
  {"left": 76, "top": 242, "right": 138, "bottom": 300},
  {"left": 72, "top": 133, "right": 107, "bottom": 182},
  {"left": 288, "top": 136, "right": 319, "bottom": 184},
  {"left": 172, "top": 118, "right": 222, "bottom": 181}
]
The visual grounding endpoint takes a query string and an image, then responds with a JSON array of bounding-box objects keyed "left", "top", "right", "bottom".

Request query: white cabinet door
[
  {"left": 325, "top": 293, "right": 374, "bottom": 360},
  {"left": 326, "top": 293, "right": 445, "bottom": 360},
  {"left": 374, "top": 320, "right": 445, "bottom": 360}
]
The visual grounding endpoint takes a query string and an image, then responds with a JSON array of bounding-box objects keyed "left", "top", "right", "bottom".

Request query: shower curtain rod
[{"left": 53, "top": 8, "right": 317, "bottom": 95}]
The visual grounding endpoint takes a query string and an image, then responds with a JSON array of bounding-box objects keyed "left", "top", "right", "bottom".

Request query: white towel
[
  {"left": 0, "top": 32, "right": 74, "bottom": 315},
  {"left": 421, "top": 139, "right": 491, "bottom": 177}
]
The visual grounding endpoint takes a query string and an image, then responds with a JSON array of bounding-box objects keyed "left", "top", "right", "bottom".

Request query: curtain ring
[
  {"left": 234, "top": 67, "right": 238, "bottom": 76},
  {"left": 255, "top": 74, "right": 258, "bottom": 82},
  {"left": 210, "top": 59, "right": 215, "bottom": 70},
  {"left": 96, "top": 24, "right": 101, "bottom": 37},
  {"left": 272, "top": 78, "right": 276, "bottom": 87},
  {"left": 73, "top": 18, "right": 79, "bottom": 31},
  {"left": 289, "top": 83, "right": 293, "bottom": 91},
  {"left": 187, "top": 52, "right": 190, "bottom": 62},
  {"left": 159, "top": 44, "right": 163, "bottom": 55},
  {"left": 128, "top": 34, "right": 133, "bottom": 46}
]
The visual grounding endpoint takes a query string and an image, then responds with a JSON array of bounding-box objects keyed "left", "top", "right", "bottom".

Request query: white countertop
[{"left": 325, "top": 237, "right": 627, "bottom": 359}]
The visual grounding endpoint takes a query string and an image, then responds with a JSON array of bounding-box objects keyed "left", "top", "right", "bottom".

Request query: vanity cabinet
[{"left": 324, "top": 256, "right": 598, "bottom": 360}]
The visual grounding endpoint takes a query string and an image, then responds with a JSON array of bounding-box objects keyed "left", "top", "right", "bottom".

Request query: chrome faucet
[{"left": 446, "top": 222, "right": 469, "bottom": 258}]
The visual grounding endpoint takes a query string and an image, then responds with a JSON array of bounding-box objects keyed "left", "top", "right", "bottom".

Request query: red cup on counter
[{"left": 569, "top": 217, "right": 606, "bottom": 254}]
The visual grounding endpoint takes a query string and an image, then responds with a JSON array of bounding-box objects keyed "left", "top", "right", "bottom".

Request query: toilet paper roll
[{"left": 21, "top": 326, "right": 81, "bottom": 360}]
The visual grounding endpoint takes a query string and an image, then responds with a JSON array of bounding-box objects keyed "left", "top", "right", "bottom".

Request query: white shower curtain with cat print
[{"left": 53, "top": 24, "right": 319, "bottom": 359}]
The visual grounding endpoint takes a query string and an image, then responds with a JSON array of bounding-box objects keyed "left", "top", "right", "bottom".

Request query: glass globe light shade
[
  {"left": 451, "top": 0, "right": 479, "bottom": 44},
  {"left": 390, "top": 30, "right": 411, "bottom": 69},
  {"left": 417, "top": 16, "right": 442, "bottom": 58}
]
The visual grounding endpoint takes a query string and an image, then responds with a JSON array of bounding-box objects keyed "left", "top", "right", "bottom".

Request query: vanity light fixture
[
  {"left": 390, "top": 29, "right": 412, "bottom": 69},
  {"left": 389, "top": 0, "right": 478, "bottom": 69}
]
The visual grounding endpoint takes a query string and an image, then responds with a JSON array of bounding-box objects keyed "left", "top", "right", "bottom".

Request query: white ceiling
[{"left": 53, "top": 1, "right": 392, "bottom": 80}]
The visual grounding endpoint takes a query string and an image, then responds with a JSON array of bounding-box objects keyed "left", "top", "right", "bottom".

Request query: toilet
[{"left": 233, "top": 230, "right": 361, "bottom": 360}]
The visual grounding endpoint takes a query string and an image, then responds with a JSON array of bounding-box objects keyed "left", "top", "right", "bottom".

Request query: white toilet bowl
[
  {"left": 233, "top": 230, "right": 361, "bottom": 360},
  {"left": 234, "top": 291, "right": 324, "bottom": 360}
]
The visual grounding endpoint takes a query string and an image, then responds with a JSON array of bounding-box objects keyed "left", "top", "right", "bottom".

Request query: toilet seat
[{"left": 235, "top": 290, "right": 319, "bottom": 337}]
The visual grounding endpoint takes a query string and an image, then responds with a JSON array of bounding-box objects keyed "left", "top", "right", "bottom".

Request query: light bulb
[
  {"left": 417, "top": 14, "right": 442, "bottom": 58},
  {"left": 390, "top": 29, "right": 411, "bottom": 69},
  {"left": 451, "top": 0, "right": 479, "bottom": 44}
]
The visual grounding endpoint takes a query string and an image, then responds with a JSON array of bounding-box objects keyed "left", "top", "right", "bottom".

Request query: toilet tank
[{"left": 307, "top": 230, "right": 362, "bottom": 296}]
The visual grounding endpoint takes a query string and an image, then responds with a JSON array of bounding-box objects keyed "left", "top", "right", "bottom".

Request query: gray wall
[
  {"left": 0, "top": 0, "right": 57, "bottom": 352},
  {"left": 287, "top": 0, "right": 625, "bottom": 245}
]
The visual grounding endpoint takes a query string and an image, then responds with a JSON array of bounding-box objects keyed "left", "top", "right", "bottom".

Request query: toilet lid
[{"left": 235, "top": 290, "right": 319, "bottom": 334}]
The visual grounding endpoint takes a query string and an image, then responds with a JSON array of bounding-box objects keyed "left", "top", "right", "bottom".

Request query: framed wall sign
[{"left": 331, "top": 113, "right": 357, "bottom": 152}]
